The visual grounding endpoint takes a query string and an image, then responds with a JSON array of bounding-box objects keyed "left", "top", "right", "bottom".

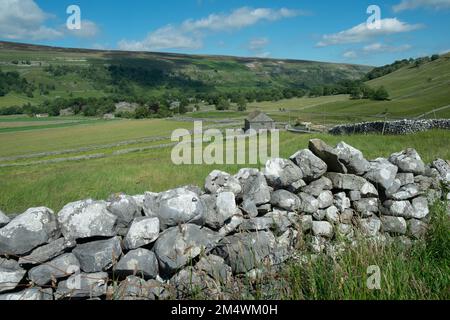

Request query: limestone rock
[
  {"left": 57, "top": 199, "right": 117, "bottom": 241},
  {"left": 214, "top": 230, "right": 276, "bottom": 274},
  {"left": 19, "top": 238, "right": 74, "bottom": 266},
  {"left": 317, "top": 191, "right": 334, "bottom": 209},
  {"left": 334, "top": 141, "right": 370, "bottom": 175},
  {"left": 240, "top": 199, "right": 258, "bottom": 218},
  {"left": 123, "top": 217, "right": 160, "bottom": 250},
  {"left": 407, "top": 219, "right": 428, "bottom": 239},
  {"left": 107, "top": 193, "right": 141, "bottom": 228},
  {"left": 353, "top": 198, "right": 379, "bottom": 215},
  {"left": 0, "top": 258, "right": 27, "bottom": 293},
  {"left": 0, "top": 207, "right": 60, "bottom": 255},
  {"left": 390, "top": 184, "right": 421, "bottom": 200},
  {"left": 115, "top": 275, "right": 155, "bottom": 300},
  {"left": 364, "top": 158, "right": 398, "bottom": 190},
  {"left": 115, "top": 248, "right": 159, "bottom": 279},
  {"left": 72, "top": 236, "right": 122, "bottom": 273},
  {"left": 154, "top": 187, "right": 206, "bottom": 229},
  {"left": 195, "top": 255, "right": 232, "bottom": 283},
  {"left": 270, "top": 190, "right": 301, "bottom": 211},
  {"left": 389, "top": 148, "right": 425, "bottom": 175},
  {"left": 301, "top": 176, "right": 332, "bottom": 196},
  {"left": 324, "top": 206, "right": 340, "bottom": 224},
  {"left": 218, "top": 214, "right": 244, "bottom": 236},
  {"left": 334, "top": 192, "right": 351, "bottom": 212},
  {"left": 0, "top": 287, "right": 53, "bottom": 300},
  {"left": 312, "top": 221, "right": 334, "bottom": 238},
  {"left": 308, "top": 139, "right": 347, "bottom": 173},
  {"left": 142, "top": 192, "right": 159, "bottom": 217},
  {"left": 289, "top": 149, "right": 327, "bottom": 181},
  {"left": 55, "top": 272, "right": 108, "bottom": 299},
  {"left": 234, "top": 168, "right": 271, "bottom": 205},
  {"left": 359, "top": 217, "right": 381, "bottom": 237},
  {"left": 325, "top": 173, "right": 378, "bottom": 197},
  {"left": 380, "top": 216, "right": 407, "bottom": 235},
  {"left": 298, "top": 193, "right": 319, "bottom": 214},
  {"left": 28, "top": 253, "right": 80, "bottom": 286},
  {"left": 263, "top": 158, "right": 303, "bottom": 189},
  {"left": 154, "top": 224, "right": 222, "bottom": 275},
  {"left": 0, "top": 210, "right": 9, "bottom": 228},
  {"left": 432, "top": 159, "right": 450, "bottom": 182},
  {"left": 205, "top": 170, "right": 242, "bottom": 195},
  {"left": 215, "top": 192, "right": 238, "bottom": 226}
]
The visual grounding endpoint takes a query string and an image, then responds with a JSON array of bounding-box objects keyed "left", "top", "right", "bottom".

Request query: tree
[
  {"left": 134, "top": 106, "right": 150, "bottom": 119},
  {"left": 361, "top": 85, "right": 374, "bottom": 99},
  {"left": 237, "top": 97, "right": 247, "bottom": 111},
  {"left": 309, "top": 86, "right": 324, "bottom": 97},
  {"left": 431, "top": 54, "right": 439, "bottom": 61},
  {"left": 215, "top": 98, "right": 230, "bottom": 111},
  {"left": 372, "top": 86, "right": 389, "bottom": 101},
  {"left": 350, "top": 87, "right": 362, "bottom": 100}
]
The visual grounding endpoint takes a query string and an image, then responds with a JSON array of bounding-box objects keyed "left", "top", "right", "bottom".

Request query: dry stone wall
[
  {"left": 0, "top": 140, "right": 449, "bottom": 300},
  {"left": 329, "top": 119, "right": 450, "bottom": 135}
]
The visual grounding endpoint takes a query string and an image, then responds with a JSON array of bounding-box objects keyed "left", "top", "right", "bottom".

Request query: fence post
[{"left": 382, "top": 114, "right": 387, "bottom": 135}]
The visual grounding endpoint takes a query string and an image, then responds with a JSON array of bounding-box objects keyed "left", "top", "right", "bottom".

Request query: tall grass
[
  {"left": 278, "top": 201, "right": 449, "bottom": 300},
  {"left": 160, "top": 202, "right": 449, "bottom": 301}
]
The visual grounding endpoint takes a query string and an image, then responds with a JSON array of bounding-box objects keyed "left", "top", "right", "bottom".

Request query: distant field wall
[{"left": 329, "top": 119, "right": 450, "bottom": 135}]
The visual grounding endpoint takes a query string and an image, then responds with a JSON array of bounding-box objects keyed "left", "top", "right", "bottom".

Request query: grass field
[
  {"left": 0, "top": 118, "right": 196, "bottom": 157},
  {"left": 1, "top": 128, "right": 449, "bottom": 214}
]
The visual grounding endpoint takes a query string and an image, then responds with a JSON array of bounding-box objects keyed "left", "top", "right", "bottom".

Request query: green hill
[
  {"left": 0, "top": 41, "right": 371, "bottom": 109},
  {"left": 272, "top": 52, "right": 450, "bottom": 123}
]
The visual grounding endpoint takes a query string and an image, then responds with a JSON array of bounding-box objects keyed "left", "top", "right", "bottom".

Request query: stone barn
[{"left": 244, "top": 111, "right": 275, "bottom": 131}]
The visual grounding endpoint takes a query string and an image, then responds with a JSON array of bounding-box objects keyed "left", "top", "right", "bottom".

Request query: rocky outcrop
[{"left": 0, "top": 139, "right": 448, "bottom": 300}]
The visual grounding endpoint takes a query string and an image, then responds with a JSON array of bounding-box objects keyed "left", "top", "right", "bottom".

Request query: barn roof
[{"left": 246, "top": 111, "right": 274, "bottom": 122}]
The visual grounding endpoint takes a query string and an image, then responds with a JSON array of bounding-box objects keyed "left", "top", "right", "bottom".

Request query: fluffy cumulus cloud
[
  {"left": 0, "top": 0, "right": 99, "bottom": 40},
  {"left": 118, "top": 7, "right": 300, "bottom": 51},
  {"left": 317, "top": 18, "right": 423, "bottom": 47},
  {"left": 393, "top": 0, "right": 450, "bottom": 12}
]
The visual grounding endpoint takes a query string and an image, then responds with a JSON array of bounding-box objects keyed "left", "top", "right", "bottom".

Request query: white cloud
[
  {"left": 246, "top": 37, "right": 271, "bottom": 58},
  {"left": 248, "top": 37, "right": 269, "bottom": 51},
  {"left": 118, "top": 25, "right": 202, "bottom": 51},
  {"left": 363, "top": 42, "right": 412, "bottom": 53},
  {"left": 181, "top": 7, "right": 299, "bottom": 32},
  {"left": 393, "top": 0, "right": 450, "bottom": 12},
  {"left": 65, "top": 20, "right": 100, "bottom": 38},
  {"left": 317, "top": 18, "right": 423, "bottom": 47},
  {"left": 0, "top": 0, "right": 62, "bottom": 40},
  {"left": 0, "top": 0, "right": 99, "bottom": 40},
  {"left": 342, "top": 42, "right": 412, "bottom": 60},
  {"left": 118, "top": 7, "right": 300, "bottom": 51},
  {"left": 343, "top": 50, "right": 358, "bottom": 59}
]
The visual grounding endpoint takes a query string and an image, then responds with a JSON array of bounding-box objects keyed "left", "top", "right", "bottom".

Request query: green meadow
[{"left": 1, "top": 128, "right": 448, "bottom": 214}]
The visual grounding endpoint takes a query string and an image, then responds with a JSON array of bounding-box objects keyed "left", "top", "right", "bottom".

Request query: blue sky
[{"left": 1, "top": 0, "right": 449, "bottom": 66}]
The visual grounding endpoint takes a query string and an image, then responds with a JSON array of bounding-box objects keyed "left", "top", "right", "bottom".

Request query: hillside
[
  {"left": 0, "top": 41, "right": 371, "bottom": 108},
  {"left": 253, "top": 52, "right": 450, "bottom": 124}
]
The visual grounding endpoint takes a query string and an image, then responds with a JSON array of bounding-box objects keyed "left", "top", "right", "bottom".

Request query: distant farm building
[
  {"left": 35, "top": 113, "right": 49, "bottom": 118},
  {"left": 244, "top": 111, "right": 275, "bottom": 131}
]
